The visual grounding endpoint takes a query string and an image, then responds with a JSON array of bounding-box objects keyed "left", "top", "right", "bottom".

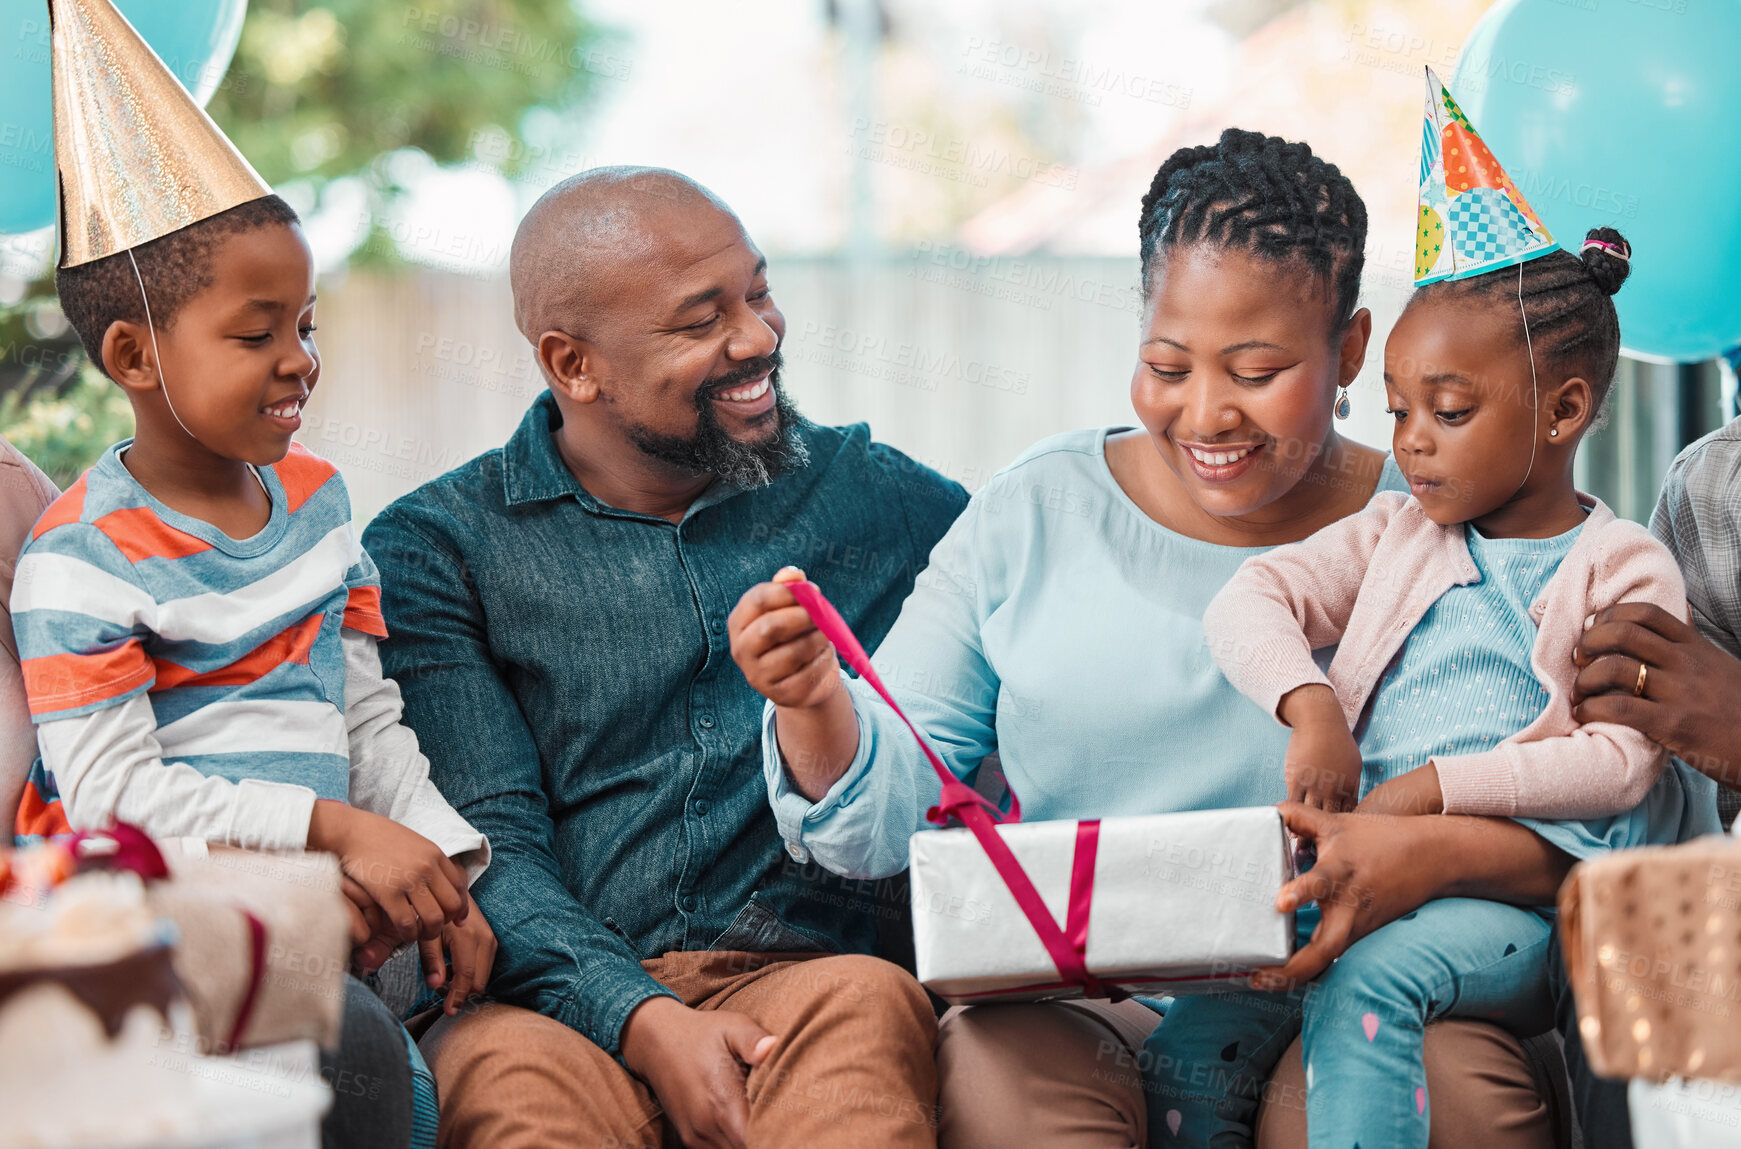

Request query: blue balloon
[
  {"left": 1450, "top": 0, "right": 1741, "bottom": 362},
  {"left": 0, "top": 0, "right": 248, "bottom": 236}
]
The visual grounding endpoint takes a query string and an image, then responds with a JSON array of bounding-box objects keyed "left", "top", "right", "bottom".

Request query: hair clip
[{"left": 1580, "top": 238, "right": 1630, "bottom": 262}]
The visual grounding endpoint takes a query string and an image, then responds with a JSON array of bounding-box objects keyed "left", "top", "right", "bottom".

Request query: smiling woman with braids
[{"left": 727, "top": 129, "right": 1697, "bottom": 1148}]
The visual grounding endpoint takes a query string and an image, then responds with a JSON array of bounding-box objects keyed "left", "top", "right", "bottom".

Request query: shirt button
[
  {"left": 680, "top": 895, "right": 698, "bottom": 913},
  {"left": 694, "top": 799, "right": 710, "bottom": 816},
  {"left": 699, "top": 714, "right": 716, "bottom": 729},
  {"left": 787, "top": 843, "right": 806, "bottom": 860},
  {"left": 710, "top": 618, "right": 725, "bottom": 634}
]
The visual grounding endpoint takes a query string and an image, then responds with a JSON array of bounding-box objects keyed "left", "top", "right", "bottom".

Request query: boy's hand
[
  {"left": 728, "top": 567, "right": 842, "bottom": 711},
  {"left": 1358, "top": 763, "right": 1445, "bottom": 817},
  {"left": 1277, "top": 685, "right": 1362, "bottom": 812},
  {"left": 423, "top": 904, "right": 497, "bottom": 1016},
  {"left": 307, "top": 802, "right": 469, "bottom": 942},
  {"left": 339, "top": 875, "right": 399, "bottom": 974}
]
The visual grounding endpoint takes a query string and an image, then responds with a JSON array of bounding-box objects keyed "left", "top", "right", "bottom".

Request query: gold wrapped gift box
[{"left": 1560, "top": 836, "right": 1741, "bottom": 1081}]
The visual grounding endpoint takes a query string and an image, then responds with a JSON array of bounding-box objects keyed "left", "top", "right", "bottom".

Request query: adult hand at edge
[
  {"left": 1572, "top": 601, "right": 1741, "bottom": 788},
  {"left": 1249, "top": 802, "right": 1440, "bottom": 991},
  {"left": 620, "top": 996, "right": 778, "bottom": 1149}
]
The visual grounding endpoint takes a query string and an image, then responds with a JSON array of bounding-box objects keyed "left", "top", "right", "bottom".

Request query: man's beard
[{"left": 627, "top": 350, "right": 809, "bottom": 489}]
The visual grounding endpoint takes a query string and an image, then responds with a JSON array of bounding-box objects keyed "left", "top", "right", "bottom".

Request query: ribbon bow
[{"left": 785, "top": 580, "right": 1110, "bottom": 998}]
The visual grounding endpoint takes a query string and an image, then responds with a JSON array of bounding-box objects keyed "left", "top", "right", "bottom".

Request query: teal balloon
[
  {"left": 0, "top": 0, "right": 248, "bottom": 236},
  {"left": 1449, "top": 0, "right": 1741, "bottom": 362}
]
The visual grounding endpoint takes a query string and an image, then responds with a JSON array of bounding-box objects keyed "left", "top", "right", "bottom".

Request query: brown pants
[
  {"left": 420, "top": 951, "right": 939, "bottom": 1149},
  {"left": 935, "top": 1000, "right": 1557, "bottom": 1149}
]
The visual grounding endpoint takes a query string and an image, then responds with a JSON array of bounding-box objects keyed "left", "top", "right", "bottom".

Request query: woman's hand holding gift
[
  {"left": 1251, "top": 802, "right": 1575, "bottom": 991},
  {"left": 1252, "top": 803, "right": 1457, "bottom": 990}
]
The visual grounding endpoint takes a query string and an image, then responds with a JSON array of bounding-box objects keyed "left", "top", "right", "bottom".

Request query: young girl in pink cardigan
[{"left": 1148, "top": 226, "right": 1684, "bottom": 1149}]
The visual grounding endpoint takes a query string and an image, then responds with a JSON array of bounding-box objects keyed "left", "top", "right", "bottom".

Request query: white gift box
[{"left": 910, "top": 805, "right": 1296, "bottom": 1004}]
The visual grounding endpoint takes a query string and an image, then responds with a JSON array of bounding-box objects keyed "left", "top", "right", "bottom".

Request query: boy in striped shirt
[{"left": 11, "top": 193, "right": 495, "bottom": 1015}]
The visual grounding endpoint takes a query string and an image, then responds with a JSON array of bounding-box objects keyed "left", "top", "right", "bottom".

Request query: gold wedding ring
[{"left": 1633, "top": 662, "right": 1649, "bottom": 698}]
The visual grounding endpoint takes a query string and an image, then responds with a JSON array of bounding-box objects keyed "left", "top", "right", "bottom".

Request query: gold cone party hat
[{"left": 51, "top": 0, "right": 269, "bottom": 267}]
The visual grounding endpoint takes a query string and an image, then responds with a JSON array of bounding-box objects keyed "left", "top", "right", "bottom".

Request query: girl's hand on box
[
  {"left": 1278, "top": 685, "right": 1362, "bottom": 812},
  {"left": 424, "top": 903, "right": 497, "bottom": 1016}
]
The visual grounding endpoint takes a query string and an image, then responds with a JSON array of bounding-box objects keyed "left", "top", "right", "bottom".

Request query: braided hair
[
  {"left": 1414, "top": 227, "right": 1633, "bottom": 417},
  {"left": 1137, "top": 128, "right": 1368, "bottom": 332}
]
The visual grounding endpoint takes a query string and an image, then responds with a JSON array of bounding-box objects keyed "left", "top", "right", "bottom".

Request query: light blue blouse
[{"left": 763, "top": 428, "right": 1716, "bottom": 881}]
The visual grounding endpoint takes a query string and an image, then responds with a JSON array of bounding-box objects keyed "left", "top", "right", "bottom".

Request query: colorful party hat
[
  {"left": 51, "top": 0, "right": 270, "bottom": 268},
  {"left": 1414, "top": 67, "right": 1556, "bottom": 286}
]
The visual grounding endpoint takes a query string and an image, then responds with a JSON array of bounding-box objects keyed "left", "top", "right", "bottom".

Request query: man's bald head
[{"left": 509, "top": 166, "right": 737, "bottom": 342}]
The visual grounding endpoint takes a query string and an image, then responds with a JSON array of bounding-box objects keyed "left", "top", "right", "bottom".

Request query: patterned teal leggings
[{"left": 1142, "top": 897, "right": 1555, "bottom": 1149}]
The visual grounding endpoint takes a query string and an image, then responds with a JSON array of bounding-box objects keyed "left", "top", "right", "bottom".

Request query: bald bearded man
[{"left": 363, "top": 169, "right": 966, "bottom": 1148}]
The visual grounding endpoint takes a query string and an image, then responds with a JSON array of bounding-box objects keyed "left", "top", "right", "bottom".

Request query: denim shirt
[{"left": 362, "top": 392, "right": 967, "bottom": 1054}]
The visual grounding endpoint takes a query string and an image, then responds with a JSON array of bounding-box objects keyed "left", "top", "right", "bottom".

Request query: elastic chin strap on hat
[
  {"left": 126, "top": 249, "right": 197, "bottom": 441},
  {"left": 1514, "top": 259, "right": 1540, "bottom": 498}
]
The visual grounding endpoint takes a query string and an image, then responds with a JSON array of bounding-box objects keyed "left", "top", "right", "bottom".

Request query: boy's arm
[
  {"left": 1202, "top": 495, "right": 1400, "bottom": 723},
  {"left": 36, "top": 694, "right": 318, "bottom": 848},
  {"left": 362, "top": 507, "right": 676, "bottom": 1055},
  {"left": 1434, "top": 527, "right": 1685, "bottom": 817},
  {"left": 14, "top": 521, "right": 317, "bottom": 847},
  {"left": 340, "top": 628, "right": 489, "bottom": 883}
]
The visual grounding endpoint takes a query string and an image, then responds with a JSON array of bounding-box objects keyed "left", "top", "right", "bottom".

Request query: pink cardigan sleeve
[
  {"left": 1433, "top": 521, "right": 1684, "bottom": 817},
  {"left": 1202, "top": 494, "right": 1402, "bottom": 724}
]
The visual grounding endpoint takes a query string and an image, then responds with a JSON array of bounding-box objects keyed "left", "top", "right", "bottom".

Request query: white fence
[{"left": 296, "top": 254, "right": 1713, "bottom": 526}]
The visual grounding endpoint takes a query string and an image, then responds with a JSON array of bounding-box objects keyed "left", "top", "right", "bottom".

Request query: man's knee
[
  {"left": 421, "top": 1002, "right": 659, "bottom": 1148},
  {"left": 422, "top": 1002, "right": 583, "bottom": 1075},
  {"left": 791, "top": 954, "right": 934, "bottom": 1039}
]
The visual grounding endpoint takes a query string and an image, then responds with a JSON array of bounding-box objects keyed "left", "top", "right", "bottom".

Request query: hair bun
[{"left": 1580, "top": 227, "right": 1632, "bottom": 296}]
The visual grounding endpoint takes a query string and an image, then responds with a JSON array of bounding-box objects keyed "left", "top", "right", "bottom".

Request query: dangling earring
[{"left": 1335, "top": 388, "right": 1352, "bottom": 420}]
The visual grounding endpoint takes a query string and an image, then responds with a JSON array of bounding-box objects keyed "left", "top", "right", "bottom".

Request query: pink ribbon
[
  {"left": 69, "top": 823, "right": 170, "bottom": 881},
  {"left": 224, "top": 908, "right": 268, "bottom": 1051},
  {"left": 785, "top": 579, "right": 1110, "bottom": 997}
]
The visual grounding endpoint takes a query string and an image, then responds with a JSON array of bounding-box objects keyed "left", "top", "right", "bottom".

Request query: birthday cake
[{"left": 0, "top": 858, "right": 201, "bottom": 1148}]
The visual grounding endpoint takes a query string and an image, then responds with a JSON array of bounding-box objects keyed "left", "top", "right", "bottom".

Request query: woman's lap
[
  {"left": 936, "top": 998, "right": 1160, "bottom": 1149},
  {"left": 934, "top": 994, "right": 1559, "bottom": 1149}
]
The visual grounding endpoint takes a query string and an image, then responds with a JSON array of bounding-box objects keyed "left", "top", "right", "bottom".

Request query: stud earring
[
  {"left": 1549, "top": 427, "right": 1559, "bottom": 438},
  {"left": 1335, "top": 388, "right": 1352, "bottom": 420}
]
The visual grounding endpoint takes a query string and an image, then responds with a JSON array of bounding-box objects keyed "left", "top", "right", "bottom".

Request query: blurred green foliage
[
  {"left": 0, "top": 373, "right": 134, "bottom": 490},
  {"left": 210, "top": 1, "right": 611, "bottom": 189},
  {"left": 2, "top": 0, "right": 612, "bottom": 484}
]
